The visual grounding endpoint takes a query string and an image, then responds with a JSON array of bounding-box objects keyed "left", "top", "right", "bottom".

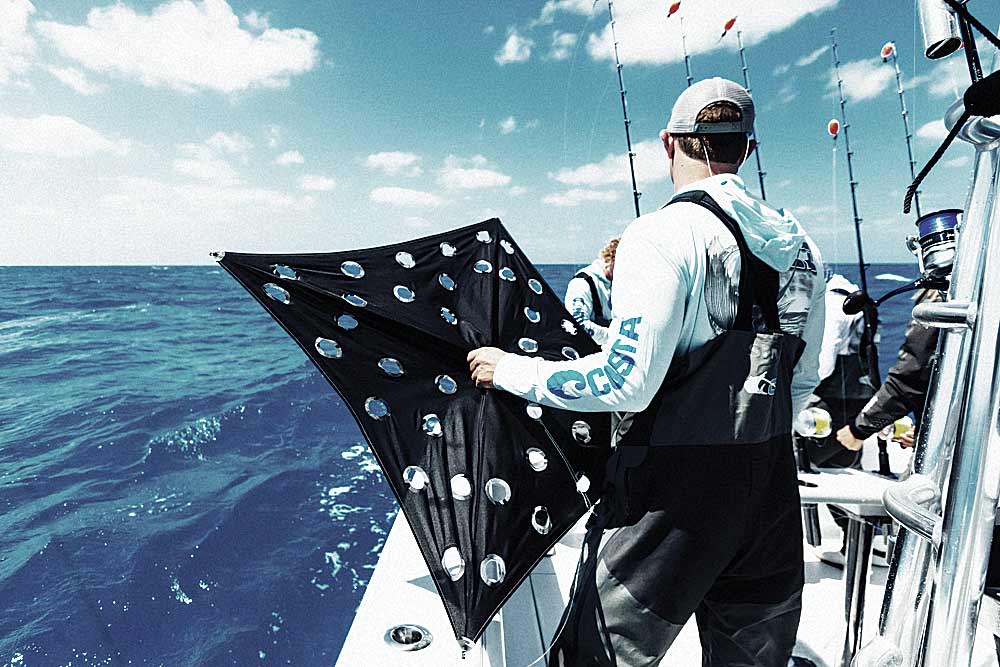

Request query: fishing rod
[
  {"left": 606, "top": 0, "right": 641, "bottom": 217},
  {"left": 882, "top": 41, "right": 921, "bottom": 217},
  {"left": 735, "top": 29, "right": 766, "bottom": 199},
  {"left": 681, "top": 16, "right": 693, "bottom": 87},
  {"left": 831, "top": 28, "right": 880, "bottom": 390}
]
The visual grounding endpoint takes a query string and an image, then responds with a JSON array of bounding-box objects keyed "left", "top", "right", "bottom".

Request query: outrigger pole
[
  {"left": 736, "top": 29, "right": 767, "bottom": 200},
  {"left": 831, "top": 28, "right": 882, "bottom": 391},
  {"left": 607, "top": 0, "right": 642, "bottom": 217},
  {"left": 681, "top": 16, "right": 694, "bottom": 87},
  {"left": 882, "top": 41, "right": 921, "bottom": 217}
]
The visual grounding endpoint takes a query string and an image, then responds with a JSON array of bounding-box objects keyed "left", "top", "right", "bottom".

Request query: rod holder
[
  {"left": 917, "top": 0, "right": 962, "bottom": 59},
  {"left": 912, "top": 301, "right": 975, "bottom": 329},
  {"left": 882, "top": 474, "right": 942, "bottom": 546}
]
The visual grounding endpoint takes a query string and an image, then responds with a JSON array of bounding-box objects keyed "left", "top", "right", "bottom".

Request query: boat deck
[{"left": 338, "top": 446, "right": 1000, "bottom": 666}]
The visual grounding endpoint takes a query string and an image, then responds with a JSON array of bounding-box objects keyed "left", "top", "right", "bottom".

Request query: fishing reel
[{"left": 840, "top": 209, "right": 958, "bottom": 317}]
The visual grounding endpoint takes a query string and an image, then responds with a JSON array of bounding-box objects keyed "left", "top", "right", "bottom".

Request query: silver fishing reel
[{"left": 906, "top": 208, "right": 961, "bottom": 280}]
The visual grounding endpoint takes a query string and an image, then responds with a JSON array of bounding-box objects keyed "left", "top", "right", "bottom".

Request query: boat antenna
[
  {"left": 735, "top": 29, "right": 767, "bottom": 199},
  {"left": 607, "top": 0, "right": 641, "bottom": 217},
  {"left": 831, "top": 28, "right": 881, "bottom": 390},
  {"left": 881, "top": 41, "right": 921, "bottom": 217}
]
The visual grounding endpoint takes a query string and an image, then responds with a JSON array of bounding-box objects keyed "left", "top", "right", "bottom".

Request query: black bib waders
[{"left": 549, "top": 191, "right": 807, "bottom": 667}]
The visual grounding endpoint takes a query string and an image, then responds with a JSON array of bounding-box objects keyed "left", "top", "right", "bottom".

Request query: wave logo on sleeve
[{"left": 544, "top": 317, "right": 642, "bottom": 400}]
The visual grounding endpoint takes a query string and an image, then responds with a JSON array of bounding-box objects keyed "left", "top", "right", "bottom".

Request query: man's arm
[
  {"left": 476, "top": 224, "right": 690, "bottom": 413},
  {"left": 789, "top": 246, "right": 826, "bottom": 415},
  {"left": 564, "top": 276, "right": 595, "bottom": 325}
]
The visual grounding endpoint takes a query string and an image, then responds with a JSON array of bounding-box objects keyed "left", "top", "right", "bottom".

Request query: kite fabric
[{"left": 215, "top": 218, "right": 611, "bottom": 645}]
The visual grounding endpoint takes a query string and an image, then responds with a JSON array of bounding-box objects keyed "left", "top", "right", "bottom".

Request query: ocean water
[{"left": 0, "top": 262, "right": 916, "bottom": 666}]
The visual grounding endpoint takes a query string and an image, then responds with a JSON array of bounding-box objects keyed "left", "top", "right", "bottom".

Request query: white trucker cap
[{"left": 666, "top": 77, "right": 755, "bottom": 135}]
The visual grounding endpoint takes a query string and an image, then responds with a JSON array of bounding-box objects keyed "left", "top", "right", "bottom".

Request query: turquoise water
[{"left": 0, "top": 263, "right": 914, "bottom": 666}]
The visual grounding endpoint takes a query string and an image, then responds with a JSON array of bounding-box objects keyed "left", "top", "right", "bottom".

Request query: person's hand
[
  {"left": 897, "top": 429, "right": 916, "bottom": 448},
  {"left": 468, "top": 347, "right": 507, "bottom": 389},
  {"left": 836, "top": 425, "right": 865, "bottom": 451}
]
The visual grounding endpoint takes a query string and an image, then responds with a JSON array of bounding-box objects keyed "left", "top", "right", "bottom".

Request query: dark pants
[{"left": 549, "top": 440, "right": 804, "bottom": 667}]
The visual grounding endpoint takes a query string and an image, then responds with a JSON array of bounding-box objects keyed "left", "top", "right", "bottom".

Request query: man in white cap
[{"left": 468, "top": 78, "right": 825, "bottom": 665}]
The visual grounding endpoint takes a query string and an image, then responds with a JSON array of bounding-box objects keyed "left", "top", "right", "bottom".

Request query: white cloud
[
  {"left": 483, "top": 25, "right": 495, "bottom": 35},
  {"left": 274, "top": 150, "right": 304, "bottom": 165},
  {"left": 530, "top": 0, "right": 595, "bottom": 28},
  {"left": 403, "top": 215, "right": 432, "bottom": 229},
  {"left": 439, "top": 154, "right": 511, "bottom": 189},
  {"left": 495, "top": 29, "right": 533, "bottom": 65},
  {"left": 582, "top": 0, "right": 837, "bottom": 66},
  {"left": 266, "top": 124, "right": 281, "bottom": 147},
  {"left": 543, "top": 188, "right": 621, "bottom": 207},
  {"left": 924, "top": 56, "right": 968, "bottom": 99},
  {"left": 370, "top": 186, "right": 444, "bottom": 208},
  {"left": 174, "top": 142, "right": 240, "bottom": 185},
  {"left": 826, "top": 57, "right": 894, "bottom": 102},
  {"left": 510, "top": 185, "right": 528, "bottom": 196},
  {"left": 173, "top": 181, "right": 314, "bottom": 211},
  {"left": 0, "top": 114, "right": 129, "bottom": 157},
  {"left": 365, "top": 151, "right": 422, "bottom": 176},
  {"left": 299, "top": 174, "right": 337, "bottom": 191},
  {"left": 945, "top": 155, "right": 971, "bottom": 169},
  {"left": 48, "top": 66, "right": 106, "bottom": 95},
  {"left": 548, "top": 139, "right": 667, "bottom": 188},
  {"left": 549, "top": 31, "right": 578, "bottom": 60},
  {"left": 206, "top": 131, "right": 251, "bottom": 154},
  {"left": 916, "top": 119, "right": 948, "bottom": 142},
  {"left": 242, "top": 9, "right": 269, "bottom": 31},
  {"left": 773, "top": 63, "right": 791, "bottom": 76},
  {"left": 36, "top": 0, "right": 320, "bottom": 94},
  {"left": 795, "top": 45, "right": 829, "bottom": 67},
  {"left": 499, "top": 116, "right": 517, "bottom": 134},
  {"left": 0, "top": 0, "right": 36, "bottom": 85}
]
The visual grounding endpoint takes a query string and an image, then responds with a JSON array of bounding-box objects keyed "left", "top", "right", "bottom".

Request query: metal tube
[
  {"left": 911, "top": 301, "right": 976, "bottom": 329},
  {"left": 917, "top": 0, "right": 962, "bottom": 60},
  {"left": 922, "top": 164, "right": 1000, "bottom": 666},
  {"left": 606, "top": 0, "right": 641, "bottom": 219},
  {"left": 854, "top": 117, "right": 1000, "bottom": 667},
  {"left": 882, "top": 474, "right": 941, "bottom": 545},
  {"left": 736, "top": 30, "right": 766, "bottom": 200},
  {"left": 842, "top": 519, "right": 876, "bottom": 667}
]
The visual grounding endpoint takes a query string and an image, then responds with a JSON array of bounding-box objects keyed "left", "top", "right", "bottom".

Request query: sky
[{"left": 2, "top": 0, "right": 998, "bottom": 265}]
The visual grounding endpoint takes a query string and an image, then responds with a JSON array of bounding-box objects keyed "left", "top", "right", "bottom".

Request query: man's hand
[
  {"left": 897, "top": 429, "right": 916, "bottom": 449},
  {"left": 836, "top": 425, "right": 865, "bottom": 451},
  {"left": 468, "top": 347, "right": 507, "bottom": 389}
]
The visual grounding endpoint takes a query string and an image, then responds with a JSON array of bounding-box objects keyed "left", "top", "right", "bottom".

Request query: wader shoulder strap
[
  {"left": 573, "top": 271, "right": 605, "bottom": 323},
  {"left": 668, "top": 190, "right": 780, "bottom": 332}
]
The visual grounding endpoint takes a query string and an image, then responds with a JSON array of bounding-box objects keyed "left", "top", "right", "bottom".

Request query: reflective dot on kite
[
  {"left": 403, "top": 465, "right": 428, "bottom": 491},
  {"left": 441, "top": 546, "right": 466, "bottom": 581},
  {"left": 531, "top": 506, "right": 552, "bottom": 535},
  {"left": 343, "top": 294, "right": 367, "bottom": 308},
  {"left": 337, "top": 313, "right": 359, "bottom": 330},
  {"left": 485, "top": 478, "right": 512, "bottom": 505},
  {"left": 561, "top": 320, "right": 578, "bottom": 335},
  {"left": 440, "top": 242, "right": 457, "bottom": 257},
  {"left": 272, "top": 264, "right": 298, "bottom": 280},
  {"left": 422, "top": 414, "right": 442, "bottom": 437},
  {"left": 436, "top": 374, "right": 458, "bottom": 395},
  {"left": 480, "top": 554, "right": 506, "bottom": 586},
  {"left": 314, "top": 337, "right": 342, "bottom": 359},
  {"left": 576, "top": 473, "right": 591, "bottom": 494},
  {"left": 263, "top": 283, "right": 291, "bottom": 304},
  {"left": 500, "top": 240, "right": 515, "bottom": 254},
  {"left": 474, "top": 260, "right": 493, "bottom": 274},
  {"left": 518, "top": 338, "right": 538, "bottom": 353},
  {"left": 476, "top": 230, "right": 492, "bottom": 243},
  {"left": 365, "top": 397, "right": 390, "bottom": 420},
  {"left": 438, "top": 273, "right": 456, "bottom": 291},
  {"left": 572, "top": 420, "right": 592, "bottom": 444},
  {"left": 528, "top": 278, "right": 543, "bottom": 294},
  {"left": 524, "top": 307, "right": 540, "bottom": 323},
  {"left": 526, "top": 404, "right": 543, "bottom": 420},
  {"left": 499, "top": 267, "right": 516, "bottom": 282},
  {"left": 526, "top": 447, "right": 548, "bottom": 472},
  {"left": 395, "top": 252, "right": 416, "bottom": 269},
  {"left": 440, "top": 307, "right": 458, "bottom": 325},
  {"left": 341, "top": 261, "right": 365, "bottom": 279},
  {"left": 562, "top": 346, "right": 580, "bottom": 360},
  {"left": 394, "top": 285, "right": 415, "bottom": 302},
  {"left": 378, "top": 357, "right": 404, "bottom": 377},
  {"left": 450, "top": 474, "right": 472, "bottom": 500}
]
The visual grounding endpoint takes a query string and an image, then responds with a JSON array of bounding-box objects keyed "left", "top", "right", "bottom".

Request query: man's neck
[{"left": 671, "top": 157, "right": 738, "bottom": 191}]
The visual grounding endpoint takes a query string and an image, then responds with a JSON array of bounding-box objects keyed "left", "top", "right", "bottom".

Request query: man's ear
[{"left": 660, "top": 129, "right": 673, "bottom": 159}]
